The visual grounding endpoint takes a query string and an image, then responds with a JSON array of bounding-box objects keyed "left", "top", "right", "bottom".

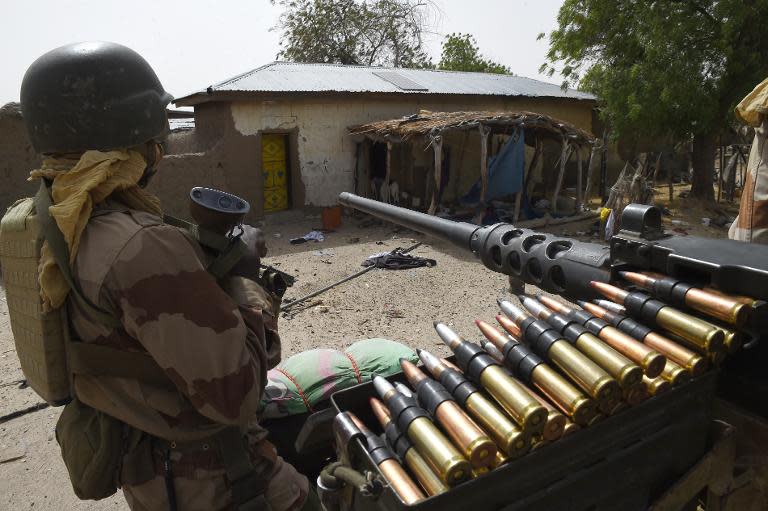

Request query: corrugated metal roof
[{"left": 177, "top": 62, "right": 596, "bottom": 103}]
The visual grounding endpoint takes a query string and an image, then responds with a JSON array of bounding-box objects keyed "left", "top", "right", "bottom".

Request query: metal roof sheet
[{"left": 178, "top": 62, "right": 596, "bottom": 103}]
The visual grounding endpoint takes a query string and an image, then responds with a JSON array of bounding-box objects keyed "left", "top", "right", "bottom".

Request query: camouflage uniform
[{"left": 69, "top": 200, "right": 308, "bottom": 510}]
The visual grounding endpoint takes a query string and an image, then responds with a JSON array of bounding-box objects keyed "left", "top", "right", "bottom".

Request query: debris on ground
[{"left": 289, "top": 230, "right": 325, "bottom": 244}]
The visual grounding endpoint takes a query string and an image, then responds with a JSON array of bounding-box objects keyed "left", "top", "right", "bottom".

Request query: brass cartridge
[
  {"left": 660, "top": 360, "right": 691, "bottom": 386},
  {"left": 497, "top": 300, "right": 621, "bottom": 407},
  {"left": 418, "top": 350, "right": 530, "bottom": 459},
  {"left": 477, "top": 321, "right": 597, "bottom": 427},
  {"left": 378, "top": 459, "right": 426, "bottom": 504},
  {"left": 400, "top": 359, "right": 497, "bottom": 469},
  {"left": 621, "top": 271, "right": 750, "bottom": 327},
  {"left": 347, "top": 413, "right": 426, "bottom": 504},
  {"left": 537, "top": 295, "right": 666, "bottom": 379},
  {"left": 434, "top": 322, "right": 548, "bottom": 436},
  {"left": 590, "top": 281, "right": 724, "bottom": 353},
  {"left": 643, "top": 376, "right": 671, "bottom": 396},
  {"left": 373, "top": 376, "right": 471, "bottom": 485},
  {"left": 520, "top": 295, "right": 644, "bottom": 389},
  {"left": 579, "top": 301, "right": 708, "bottom": 376},
  {"left": 370, "top": 398, "right": 448, "bottom": 496}
]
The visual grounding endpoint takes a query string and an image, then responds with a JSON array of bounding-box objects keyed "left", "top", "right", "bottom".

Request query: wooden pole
[
  {"left": 385, "top": 141, "right": 392, "bottom": 202},
  {"left": 514, "top": 129, "right": 536, "bottom": 223},
  {"left": 583, "top": 142, "right": 599, "bottom": 209},
  {"left": 479, "top": 125, "right": 491, "bottom": 203},
  {"left": 717, "top": 141, "right": 723, "bottom": 203},
  {"left": 552, "top": 138, "right": 570, "bottom": 215},
  {"left": 428, "top": 135, "right": 443, "bottom": 215},
  {"left": 576, "top": 146, "right": 584, "bottom": 211}
]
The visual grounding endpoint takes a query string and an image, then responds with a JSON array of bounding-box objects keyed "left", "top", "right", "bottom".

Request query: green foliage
[
  {"left": 438, "top": 33, "right": 511, "bottom": 74},
  {"left": 271, "top": 0, "right": 434, "bottom": 68},
  {"left": 541, "top": 0, "right": 768, "bottom": 142}
]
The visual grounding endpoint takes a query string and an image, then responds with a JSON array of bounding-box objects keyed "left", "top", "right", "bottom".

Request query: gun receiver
[{"left": 338, "top": 193, "right": 768, "bottom": 306}]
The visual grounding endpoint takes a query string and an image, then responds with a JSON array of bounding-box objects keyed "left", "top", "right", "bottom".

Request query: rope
[
  {"left": 343, "top": 352, "right": 363, "bottom": 384},
  {"left": 274, "top": 368, "right": 314, "bottom": 413}
]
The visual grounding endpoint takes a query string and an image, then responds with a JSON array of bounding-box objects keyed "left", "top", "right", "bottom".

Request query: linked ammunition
[
  {"left": 370, "top": 398, "right": 448, "bottom": 496},
  {"left": 400, "top": 359, "right": 497, "bottom": 468},
  {"left": 578, "top": 301, "right": 707, "bottom": 376},
  {"left": 347, "top": 412, "right": 426, "bottom": 504},
  {"left": 590, "top": 282, "right": 725, "bottom": 353},
  {"left": 621, "top": 272, "right": 744, "bottom": 354},
  {"left": 463, "top": 337, "right": 565, "bottom": 442},
  {"left": 373, "top": 376, "right": 471, "bottom": 485},
  {"left": 395, "top": 382, "right": 415, "bottom": 398},
  {"left": 621, "top": 271, "right": 750, "bottom": 327},
  {"left": 477, "top": 321, "right": 597, "bottom": 426},
  {"left": 433, "top": 322, "right": 548, "bottom": 435},
  {"left": 660, "top": 360, "right": 691, "bottom": 386},
  {"left": 592, "top": 299, "right": 627, "bottom": 315},
  {"left": 497, "top": 299, "right": 621, "bottom": 408},
  {"left": 537, "top": 295, "right": 666, "bottom": 379},
  {"left": 525, "top": 384, "right": 567, "bottom": 441},
  {"left": 520, "top": 295, "right": 643, "bottom": 389},
  {"left": 643, "top": 376, "right": 671, "bottom": 396},
  {"left": 418, "top": 350, "right": 531, "bottom": 458}
]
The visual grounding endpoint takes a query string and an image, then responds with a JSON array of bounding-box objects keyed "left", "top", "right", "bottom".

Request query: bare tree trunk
[{"left": 690, "top": 133, "right": 716, "bottom": 201}]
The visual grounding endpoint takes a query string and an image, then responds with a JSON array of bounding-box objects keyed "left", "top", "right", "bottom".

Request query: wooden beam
[
  {"left": 552, "top": 138, "right": 570, "bottom": 215},
  {"left": 516, "top": 138, "right": 542, "bottom": 222},
  {"left": 428, "top": 135, "right": 443, "bottom": 215},
  {"left": 576, "top": 147, "right": 584, "bottom": 211},
  {"left": 583, "top": 142, "right": 599, "bottom": 208},
  {"left": 479, "top": 124, "right": 491, "bottom": 203}
]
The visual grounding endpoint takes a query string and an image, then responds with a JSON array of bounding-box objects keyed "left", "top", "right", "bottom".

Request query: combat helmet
[{"left": 20, "top": 41, "right": 173, "bottom": 154}]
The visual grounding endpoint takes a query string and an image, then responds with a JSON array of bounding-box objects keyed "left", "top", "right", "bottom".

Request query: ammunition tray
[{"left": 331, "top": 369, "right": 717, "bottom": 511}]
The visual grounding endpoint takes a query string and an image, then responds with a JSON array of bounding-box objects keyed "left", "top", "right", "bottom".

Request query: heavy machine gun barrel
[{"left": 338, "top": 193, "right": 768, "bottom": 308}]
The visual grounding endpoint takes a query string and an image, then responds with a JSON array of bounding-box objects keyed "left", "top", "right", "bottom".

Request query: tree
[
  {"left": 271, "top": 0, "right": 434, "bottom": 68},
  {"left": 438, "top": 33, "right": 511, "bottom": 74},
  {"left": 540, "top": 0, "right": 768, "bottom": 201}
]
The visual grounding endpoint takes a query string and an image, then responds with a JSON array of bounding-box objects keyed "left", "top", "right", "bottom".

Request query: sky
[{"left": 2, "top": 0, "right": 565, "bottom": 106}]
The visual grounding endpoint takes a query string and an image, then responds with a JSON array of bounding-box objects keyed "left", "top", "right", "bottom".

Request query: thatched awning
[{"left": 348, "top": 110, "right": 595, "bottom": 145}]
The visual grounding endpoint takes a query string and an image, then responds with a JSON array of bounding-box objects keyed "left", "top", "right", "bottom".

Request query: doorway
[{"left": 262, "top": 133, "right": 290, "bottom": 212}]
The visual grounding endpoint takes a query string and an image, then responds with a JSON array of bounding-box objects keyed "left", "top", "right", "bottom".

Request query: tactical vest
[{"left": 0, "top": 181, "right": 272, "bottom": 510}]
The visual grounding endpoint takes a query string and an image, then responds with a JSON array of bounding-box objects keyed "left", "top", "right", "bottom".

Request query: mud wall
[
  {"left": 0, "top": 103, "right": 41, "bottom": 215},
  {"left": 228, "top": 94, "right": 596, "bottom": 209}
]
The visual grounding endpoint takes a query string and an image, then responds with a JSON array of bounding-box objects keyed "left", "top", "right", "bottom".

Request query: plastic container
[
  {"left": 330, "top": 369, "right": 717, "bottom": 511},
  {"left": 323, "top": 206, "right": 342, "bottom": 230}
]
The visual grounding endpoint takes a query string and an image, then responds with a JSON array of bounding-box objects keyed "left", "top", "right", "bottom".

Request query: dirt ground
[{"left": 0, "top": 185, "right": 738, "bottom": 510}]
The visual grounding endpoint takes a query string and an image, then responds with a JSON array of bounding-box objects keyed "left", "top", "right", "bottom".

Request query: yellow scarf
[{"left": 29, "top": 149, "right": 162, "bottom": 311}]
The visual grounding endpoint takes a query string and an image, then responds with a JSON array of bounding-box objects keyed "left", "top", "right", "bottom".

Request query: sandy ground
[{"left": 0, "top": 186, "right": 737, "bottom": 510}]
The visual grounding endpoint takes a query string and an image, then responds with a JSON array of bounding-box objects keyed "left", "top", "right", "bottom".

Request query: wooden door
[{"left": 262, "top": 134, "right": 289, "bottom": 212}]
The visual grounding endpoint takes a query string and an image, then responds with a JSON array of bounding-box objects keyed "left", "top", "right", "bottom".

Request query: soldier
[
  {"left": 730, "top": 76, "right": 768, "bottom": 244},
  {"left": 19, "top": 42, "right": 317, "bottom": 510}
]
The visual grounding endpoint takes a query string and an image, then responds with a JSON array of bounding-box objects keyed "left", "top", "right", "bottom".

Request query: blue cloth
[{"left": 460, "top": 129, "right": 526, "bottom": 205}]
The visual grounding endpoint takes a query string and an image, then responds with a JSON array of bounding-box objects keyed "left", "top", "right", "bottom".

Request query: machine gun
[
  {"left": 338, "top": 192, "right": 768, "bottom": 420},
  {"left": 338, "top": 193, "right": 768, "bottom": 331}
]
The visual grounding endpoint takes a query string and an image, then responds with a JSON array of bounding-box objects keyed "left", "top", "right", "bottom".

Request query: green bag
[{"left": 55, "top": 398, "right": 124, "bottom": 500}]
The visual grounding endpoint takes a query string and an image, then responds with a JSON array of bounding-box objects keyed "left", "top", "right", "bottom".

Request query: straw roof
[{"left": 349, "top": 110, "right": 595, "bottom": 145}]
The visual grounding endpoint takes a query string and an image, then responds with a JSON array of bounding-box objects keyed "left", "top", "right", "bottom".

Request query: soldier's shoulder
[{"left": 76, "top": 206, "right": 202, "bottom": 291}]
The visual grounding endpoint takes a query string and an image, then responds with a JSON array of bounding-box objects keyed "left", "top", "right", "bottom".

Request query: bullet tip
[
  {"left": 415, "top": 348, "right": 421, "bottom": 355},
  {"left": 617, "top": 271, "right": 629, "bottom": 278},
  {"left": 576, "top": 300, "right": 587, "bottom": 308},
  {"left": 432, "top": 320, "right": 440, "bottom": 328}
]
